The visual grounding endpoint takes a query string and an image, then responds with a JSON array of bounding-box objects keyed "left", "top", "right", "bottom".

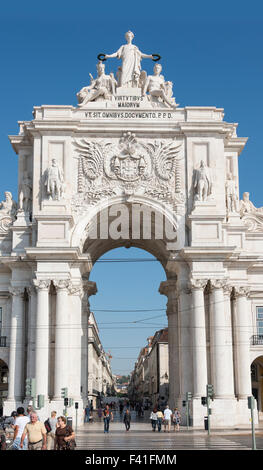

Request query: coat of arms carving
[{"left": 72, "top": 133, "right": 184, "bottom": 213}]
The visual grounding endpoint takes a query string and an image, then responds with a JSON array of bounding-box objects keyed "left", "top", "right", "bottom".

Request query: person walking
[
  {"left": 46, "top": 411, "right": 58, "bottom": 450},
  {"left": 103, "top": 404, "right": 113, "bottom": 433},
  {"left": 20, "top": 412, "right": 47, "bottom": 450},
  {"left": 172, "top": 408, "right": 181, "bottom": 432},
  {"left": 54, "top": 416, "right": 76, "bottom": 450},
  {"left": 156, "top": 408, "right": 164, "bottom": 433},
  {"left": 123, "top": 409, "right": 131, "bottom": 432},
  {"left": 150, "top": 408, "right": 158, "bottom": 432},
  {"left": 163, "top": 405, "right": 173, "bottom": 433},
  {"left": 12, "top": 407, "right": 30, "bottom": 450},
  {"left": 84, "top": 403, "right": 90, "bottom": 423},
  {"left": 97, "top": 406, "right": 103, "bottom": 422}
]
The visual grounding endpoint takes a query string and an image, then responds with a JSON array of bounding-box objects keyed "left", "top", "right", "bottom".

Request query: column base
[{"left": 191, "top": 397, "right": 256, "bottom": 427}]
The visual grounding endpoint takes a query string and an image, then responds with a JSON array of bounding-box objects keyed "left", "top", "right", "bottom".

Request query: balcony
[
  {"left": 251, "top": 335, "right": 263, "bottom": 346},
  {"left": 0, "top": 336, "right": 7, "bottom": 347}
]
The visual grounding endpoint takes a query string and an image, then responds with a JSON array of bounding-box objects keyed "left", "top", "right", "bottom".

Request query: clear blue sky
[{"left": 1, "top": 0, "right": 263, "bottom": 375}]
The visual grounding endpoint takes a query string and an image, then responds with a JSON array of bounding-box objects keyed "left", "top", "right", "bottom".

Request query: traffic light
[
  {"left": 207, "top": 384, "right": 214, "bottom": 398},
  {"left": 201, "top": 396, "right": 207, "bottom": 406},
  {"left": 248, "top": 396, "right": 255, "bottom": 410},
  {"left": 64, "top": 398, "right": 69, "bottom": 407},
  {"left": 75, "top": 402, "right": 79, "bottom": 409},
  {"left": 182, "top": 400, "right": 186, "bottom": 407},
  {"left": 61, "top": 387, "right": 68, "bottom": 399},
  {"left": 37, "top": 394, "right": 45, "bottom": 409},
  {"left": 25, "top": 378, "right": 36, "bottom": 397},
  {"left": 186, "top": 392, "right": 192, "bottom": 401}
]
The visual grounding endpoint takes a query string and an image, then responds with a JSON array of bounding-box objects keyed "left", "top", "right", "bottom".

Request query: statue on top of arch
[{"left": 77, "top": 31, "right": 179, "bottom": 109}]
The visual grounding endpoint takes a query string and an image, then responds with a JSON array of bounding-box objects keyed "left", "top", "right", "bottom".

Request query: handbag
[{"left": 65, "top": 425, "right": 77, "bottom": 450}]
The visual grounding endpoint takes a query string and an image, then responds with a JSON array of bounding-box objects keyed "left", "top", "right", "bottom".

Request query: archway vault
[{"left": 72, "top": 195, "right": 183, "bottom": 279}]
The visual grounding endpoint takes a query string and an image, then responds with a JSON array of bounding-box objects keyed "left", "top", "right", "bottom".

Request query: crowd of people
[
  {"left": 2, "top": 401, "right": 181, "bottom": 449},
  {"left": 83, "top": 400, "right": 181, "bottom": 435},
  {"left": 3, "top": 406, "right": 76, "bottom": 451}
]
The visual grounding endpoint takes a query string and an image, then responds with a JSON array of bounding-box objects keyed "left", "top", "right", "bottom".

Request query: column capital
[
  {"left": 33, "top": 279, "right": 51, "bottom": 291},
  {"left": 209, "top": 279, "right": 228, "bottom": 291},
  {"left": 68, "top": 282, "right": 84, "bottom": 297},
  {"left": 189, "top": 278, "right": 208, "bottom": 291},
  {"left": 223, "top": 284, "right": 233, "bottom": 297},
  {"left": 53, "top": 279, "right": 70, "bottom": 291},
  {"left": 9, "top": 286, "right": 25, "bottom": 297},
  {"left": 233, "top": 286, "right": 250, "bottom": 298}
]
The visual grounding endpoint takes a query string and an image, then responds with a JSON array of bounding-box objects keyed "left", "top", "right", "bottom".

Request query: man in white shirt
[
  {"left": 163, "top": 405, "right": 173, "bottom": 433},
  {"left": 12, "top": 407, "right": 30, "bottom": 450}
]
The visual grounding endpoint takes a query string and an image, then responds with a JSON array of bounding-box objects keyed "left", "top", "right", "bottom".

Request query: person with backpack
[{"left": 45, "top": 411, "right": 58, "bottom": 450}]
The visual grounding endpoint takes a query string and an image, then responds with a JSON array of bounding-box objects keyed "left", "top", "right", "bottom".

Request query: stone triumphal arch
[{"left": 1, "top": 31, "right": 263, "bottom": 426}]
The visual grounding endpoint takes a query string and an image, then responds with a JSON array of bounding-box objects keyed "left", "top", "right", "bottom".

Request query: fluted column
[
  {"left": 209, "top": 280, "right": 235, "bottom": 398},
  {"left": 7, "top": 287, "right": 25, "bottom": 401},
  {"left": 159, "top": 280, "right": 179, "bottom": 409},
  {"left": 190, "top": 278, "right": 208, "bottom": 398},
  {"left": 27, "top": 284, "right": 37, "bottom": 379},
  {"left": 233, "top": 286, "right": 251, "bottom": 398},
  {"left": 82, "top": 281, "right": 97, "bottom": 400},
  {"left": 53, "top": 279, "right": 70, "bottom": 399},
  {"left": 33, "top": 279, "right": 51, "bottom": 398},
  {"left": 177, "top": 281, "right": 192, "bottom": 397},
  {"left": 68, "top": 282, "right": 83, "bottom": 400}
]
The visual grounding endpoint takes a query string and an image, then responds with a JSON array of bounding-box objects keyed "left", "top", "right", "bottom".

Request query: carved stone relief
[{"left": 72, "top": 133, "right": 184, "bottom": 214}]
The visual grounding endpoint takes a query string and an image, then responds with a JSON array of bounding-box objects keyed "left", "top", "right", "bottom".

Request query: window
[{"left": 256, "top": 307, "right": 263, "bottom": 336}]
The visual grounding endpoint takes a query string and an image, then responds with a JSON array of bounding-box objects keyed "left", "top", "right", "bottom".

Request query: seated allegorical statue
[
  {"left": 142, "top": 63, "right": 179, "bottom": 108},
  {"left": 239, "top": 192, "right": 263, "bottom": 217},
  {"left": 77, "top": 62, "right": 117, "bottom": 106},
  {"left": 0, "top": 191, "right": 17, "bottom": 216}
]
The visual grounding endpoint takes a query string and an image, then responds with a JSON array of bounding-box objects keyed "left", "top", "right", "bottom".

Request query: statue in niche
[
  {"left": 104, "top": 30, "right": 154, "bottom": 88},
  {"left": 0, "top": 191, "right": 17, "bottom": 216},
  {"left": 225, "top": 173, "right": 239, "bottom": 213},
  {"left": 77, "top": 62, "right": 117, "bottom": 106},
  {"left": 142, "top": 63, "right": 178, "bottom": 108},
  {"left": 44, "top": 158, "right": 64, "bottom": 201},
  {"left": 193, "top": 160, "right": 212, "bottom": 201},
  {"left": 18, "top": 172, "right": 32, "bottom": 213}
]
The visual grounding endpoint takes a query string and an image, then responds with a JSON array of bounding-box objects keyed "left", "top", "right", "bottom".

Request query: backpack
[{"left": 44, "top": 418, "right": 52, "bottom": 433}]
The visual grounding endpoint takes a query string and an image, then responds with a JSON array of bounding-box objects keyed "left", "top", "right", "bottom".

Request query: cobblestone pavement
[{"left": 75, "top": 413, "right": 263, "bottom": 450}]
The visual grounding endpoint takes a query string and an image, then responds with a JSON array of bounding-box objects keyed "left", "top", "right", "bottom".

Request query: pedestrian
[
  {"left": 97, "top": 406, "right": 103, "bottom": 422},
  {"left": 163, "top": 405, "right": 173, "bottom": 433},
  {"left": 12, "top": 407, "right": 30, "bottom": 450},
  {"left": 172, "top": 408, "right": 181, "bottom": 432},
  {"left": 150, "top": 407, "right": 158, "bottom": 432},
  {"left": 103, "top": 404, "right": 113, "bottom": 433},
  {"left": 20, "top": 411, "right": 47, "bottom": 450},
  {"left": 123, "top": 409, "right": 131, "bottom": 432},
  {"left": 54, "top": 416, "right": 76, "bottom": 450},
  {"left": 84, "top": 403, "right": 90, "bottom": 423},
  {"left": 156, "top": 408, "right": 164, "bottom": 432},
  {"left": 46, "top": 411, "right": 58, "bottom": 450},
  {"left": 10, "top": 411, "right": 17, "bottom": 429}
]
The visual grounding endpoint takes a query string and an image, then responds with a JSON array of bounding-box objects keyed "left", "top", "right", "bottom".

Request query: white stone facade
[
  {"left": 87, "top": 312, "right": 115, "bottom": 407},
  {"left": 0, "top": 32, "right": 263, "bottom": 427}
]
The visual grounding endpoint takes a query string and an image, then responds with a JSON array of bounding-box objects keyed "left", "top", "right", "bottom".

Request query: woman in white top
[{"left": 12, "top": 407, "right": 30, "bottom": 450}]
